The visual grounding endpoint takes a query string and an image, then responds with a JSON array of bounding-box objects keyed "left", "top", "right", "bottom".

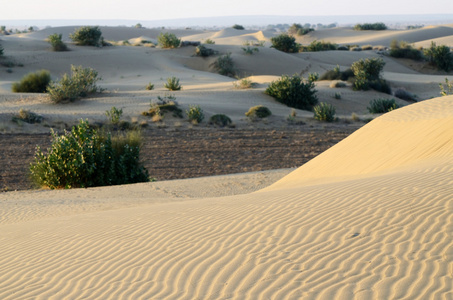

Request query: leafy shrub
[
  {"left": 12, "top": 70, "right": 51, "bottom": 93},
  {"left": 157, "top": 32, "right": 181, "bottom": 48},
  {"left": 288, "top": 23, "right": 314, "bottom": 36},
  {"left": 351, "top": 58, "right": 387, "bottom": 91},
  {"left": 300, "top": 40, "right": 337, "bottom": 52},
  {"left": 245, "top": 105, "right": 272, "bottom": 119},
  {"left": 29, "top": 119, "right": 149, "bottom": 189},
  {"left": 143, "top": 97, "right": 183, "bottom": 118},
  {"left": 232, "top": 24, "right": 245, "bottom": 30},
  {"left": 212, "top": 53, "right": 235, "bottom": 77},
  {"left": 389, "top": 40, "right": 423, "bottom": 60},
  {"left": 270, "top": 34, "right": 299, "bottom": 53},
  {"left": 394, "top": 87, "right": 417, "bottom": 101},
  {"left": 314, "top": 102, "right": 336, "bottom": 122},
  {"left": 367, "top": 98, "right": 399, "bottom": 113},
  {"left": 47, "top": 65, "right": 102, "bottom": 103},
  {"left": 195, "top": 45, "right": 216, "bottom": 57},
  {"left": 320, "top": 67, "right": 354, "bottom": 81},
  {"left": 105, "top": 106, "right": 123, "bottom": 124},
  {"left": 423, "top": 42, "right": 453, "bottom": 72},
  {"left": 69, "top": 26, "right": 103, "bottom": 46},
  {"left": 209, "top": 114, "right": 232, "bottom": 127},
  {"left": 368, "top": 79, "right": 392, "bottom": 94},
  {"left": 354, "top": 23, "right": 387, "bottom": 30},
  {"left": 308, "top": 72, "right": 319, "bottom": 82},
  {"left": 186, "top": 105, "right": 204, "bottom": 123},
  {"left": 242, "top": 46, "right": 259, "bottom": 55},
  {"left": 265, "top": 74, "right": 318, "bottom": 110},
  {"left": 145, "top": 82, "right": 154, "bottom": 90},
  {"left": 333, "top": 92, "right": 341, "bottom": 99},
  {"left": 204, "top": 38, "right": 215, "bottom": 44},
  {"left": 48, "top": 33, "right": 68, "bottom": 51},
  {"left": 233, "top": 78, "right": 253, "bottom": 89},
  {"left": 12, "top": 108, "right": 43, "bottom": 124},
  {"left": 439, "top": 78, "right": 453, "bottom": 96},
  {"left": 164, "top": 76, "right": 182, "bottom": 91}
]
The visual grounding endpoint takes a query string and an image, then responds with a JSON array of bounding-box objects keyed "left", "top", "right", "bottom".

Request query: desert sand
[{"left": 0, "top": 24, "right": 453, "bottom": 299}]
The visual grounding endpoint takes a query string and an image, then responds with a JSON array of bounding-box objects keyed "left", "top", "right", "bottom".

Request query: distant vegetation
[
  {"left": 158, "top": 32, "right": 181, "bottom": 48},
  {"left": 69, "top": 26, "right": 104, "bottom": 46},
  {"left": 48, "top": 33, "right": 68, "bottom": 51},
  {"left": 368, "top": 98, "right": 399, "bottom": 113},
  {"left": 353, "top": 23, "right": 387, "bottom": 31},
  {"left": 423, "top": 42, "right": 453, "bottom": 72},
  {"left": 12, "top": 70, "right": 51, "bottom": 93},
  {"left": 270, "top": 34, "right": 299, "bottom": 53},
  {"left": 288, "top": 23, "right": 314, "bottom": 36},
  {"left": 389, "top": 39, "right": 423, "bottom": 60},
  {"left": 300, "top": 40, "right": 337, "bottom": 52},
  {"left": 232, "top": 24, "right": 245, "bottom": 30}
]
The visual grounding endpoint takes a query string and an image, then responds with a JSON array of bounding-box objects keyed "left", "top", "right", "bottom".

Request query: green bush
[
  {"left": 320, "top": 67, "right": 354, "bottom": 81},
  {"left": 233, "top": 78, "right": 253, "bottom": 89},
  {"left": 48, "top": 33, "right": 68, "bottom": 51},
  {"left": 212, "top": 53, "right": 235, "bottom": 77},
  {"left": 145, "top": 82, "right": 154, "bottom": 90},
  {"left": 242, "top": 46, "right": 259, "bottom": 55},
  {"left": 423, "top": 42, "right": 453, "bottom": 72},
  {"left": 288, "top": 23, "right": 314, "bottom": 36},
  {"left": 186, "top": 105, "right": 204, "bottom": 123},
  {"left": 308, "top": 72, "right": 319, "bottom": 82},
  {"left": 204, "top": 39, "right": 215, "bottom": 44},
  {"left": 265, "top": 74, "right": 318, "bottom": 110},
  {"left": 105, "top": 106, "right": 123, "bottom": 124},
  {"left": 314, "top": 102, "right": 336, "bottom": 122},
  {"left": 209, "top": 114, "right": 232, "bottom": 127},
  {"left": 47, "top": 65, "right": 102, "bottom": 103},
  {"left": 12, "top": 70, "right": 51, "bottom": 93},
  {"left": 232, "top": 24, "right": 245, "bottom": 30},
  {"left": 270, "top": 34, "right": 299, "bottom": 53},
  {"left": 245, "top": 105, "right": 272, "bottom": 119},
  {"left": 300, "top": 40, "right": 337, "bottom": 52},
  {"left": 143, "top": 98, "right": 183, "bottom": 118},
  {"left": 29, "top": 119, "right": 149, "bottom": 189},
  {"left": 354, "top": 23, "right": 387, "bottom": 31},
  {"left": 164, "top": 76, "right": 182, "bottom": 91},
  {"left": 439, "top": 78, "right": 453, "bottom": 96},
  {"left": 195, "top": 45, "right": 216, "bottom": 57},
  {"left": 389, "top": 40, "right": 423, "bottom": 60},
  {"left": 351, "top": 58, "right": 388, "bottom": 92},
  {"left": 69, "top": 26, "right": 103, "bottom": 46},
  {"left": 367, "top": 98, "right": 399, "bottom": 113},
  {"left": 157, "top": 32, "right": 181, "bottom": 48}
]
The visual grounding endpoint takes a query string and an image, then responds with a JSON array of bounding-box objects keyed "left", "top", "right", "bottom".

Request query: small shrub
[
  {"left": 368, "top": 79, "right": 392, "bottom": 94},
  {"left": 164, "top": 76, "right": 182, "bottom": 91},
  {"left": 158, "top": 32, "right": 181, "bottom": 48},
  {"left": 196, "top": 45, "right": 216, "bottom": 57},
  {"left": 143, "top": 97, "right": 183, "bottom": 118},
  {"left": 288, "top": 23, "right": 314, "bottom": 36},
  {"left": 105, "top": 106, "right": 123, "bottom": 124},
  {"left": 300, "top": 40, "right": 337, "bottom": 52},
  {"left": 439, "top": 78, "right": 453, "bottom": 96},
  {"left": 423, "top": 42, "right": 453, "bottom": 72},
  {"left": 361, "top": 45, "right": 373, "bottom": 50},
  {"left": 29, "top": 119, "right": 149, "bottom": 189},
  {"left": 232, "top": 24, "right": 245, "bottom": 30},
  {"left": 145, "top": 82, "right": 154, "bottom": 90},
  {"left": 245, "top": 105, "right": 272, "bottom": 119},
  {"left": 242, "top": 46, "right": 259, "bottom": 55},
  {"left": 48, "top": 33, "right": 68, "bottom": 51},
  {"left": 204, "top": 38, "right": 215, "bottom": 44},
  {"left": 12, "top": 70, "right": 51, "bottom": 93},
  {"left": 69, "top": 26, "right": 103, "bottom": 46},
  {"left": 334, "top": 92, "right": 341, "bottom": 99},
  {"left": 186, "top": 105, "right": 204, "bottom": 123},
  {"left": 367, "top": 98, "right": 399, "bottom": 114},
  {"left": 354, "top": 23, "right": 387, "bottom": 31},
  {"left": 320, "top": 67, "right": 354, "bottom": 81},
  {"left": 314, "top": 102, "right": 336, "bottom": 122},
  {"left": 209, "top": 114, "right": 232, "bottom": 127},
  {"left": 12, "top": 108, "right": 43, "bottom": 124},
  {"left": 0, "top": 44, "right": 3, "bottom": 56},
  {"left": 212, "top": 53, "right": 235, "bottom": 77},
  {"left": 270, "top": 34, "right": 299, "bottom": 53},
  {"left": 337, "top": 45, "right": 348, "bottom": 51},
  {"left": 265, "top": 74, "right": 318, "bottom": 110},
  {"left": 394, "top": 87, "right": 417, "bottom": 101},
  {"left": 350, "top": 47, "right": 362, "bottom": 51},
  {"left": 233, "top": 78, "right": 253, "bottom": 89},
  {"left": 389, "top": 40, "right": 423, "bottom": 60},
  {"left": 329, "top": 81, "right": 347, "bottom": 88},
  {"left": 351, "top": 58, "right": 386, "bottom": 91},
  {"left": 351, "top": 113, "right": 360, "bottom": 122},
  {"left": 308, "top": 72, "right": 319, "bottom": 82}
]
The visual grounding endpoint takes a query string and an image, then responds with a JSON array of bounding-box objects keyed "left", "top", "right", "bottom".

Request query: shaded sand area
[{"left": 0, "top": 97, "right": 452, "bottom": 299}]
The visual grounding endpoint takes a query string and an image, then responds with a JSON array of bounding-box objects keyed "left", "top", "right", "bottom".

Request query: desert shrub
[
  {"left": 233, "top": 78, "right": 254, "bottom": 89},
  {"left": 69, "top": 26, "right": 103, "bottom": 46},
  {"left": 29, "top": 119, "right": 149, "bottom": 189},
  {"left": 270, "top": 34, "right": 299, "bottom": 53},
  {"left": 300, "top": 40, "right": 337, "bottom": 52},
  {"left": 423, "top": 42, "right": 453, "bottom": 72},
  {"left": 329, "top": 81, "right": 347, "bottom": 88},
  {"left": 394, "top": 87, "right": 417, "bottom": 101},
  {"left": 157, "top": 32, "right": 181, "bottom": 48},
  {"left": 145, "top": 82, "right": 154, "bottom": 90},
  {"left": 361, "top": 45, "right": 373, "bottom": 50},
  {"left": 320, "top": 67, "right": 354, "bottom": 81},
  {"left": 439, "top": 78, "right": 453, "bottom": 96},
  {"left": 209, "top": 114, "right": 232, "bottom": 127},
  {"left": 12, "top": 108, "right": 43, "bottom": 124},
  {"left": 389, "top": 40, "right": 423, "bottom": 60},
  {"left": 350, "top": 47, "right": 362, "bottom": 51},
  {"left": 105, "top": 106, "right": 123, "bottom": 124},
  {"left": 337, "top": 45, "right": 348, "bottom": 51},
  {"left": 242, "top": 46, "right": 259, "bottom": 55},
  {"left": 245, "top": 105, "right": 272, "bottom": 119},
  {"left": 164, "top": 76, "right": 182, "bottom": 91},
  {"left": 333, "top": 92, "right": 341, "bottom": 99},
  {"left": 368, "top": 79, "right": 392, "bottom": 94},
  {"left": 204, "top": 38, "right": 215, "bottom": 44},
  {"left": 314, "top": 102, "right": 336, "bottom": 122},
  {"left": 288, "top": 23, "right": 314, "bottom": 36},
  {"left": 354, "top": 23, "right": 387, "bottom": 31},
  {"left": 212, "top": 53, "right": 235, "bottom": 77},
  {"left": 308, "top": 72, "right": 319, "bottom": 82},
  {"left": 351, "top": 58, "right": 387, "bottom": 91},
  {"left": 48, "top": 33, "right": 68, "bottom": 51},
  {"left": 195, "top": 45, "right": 216, "bottom": 57},
  {"left": 143, "top": 96, "right": 183, "bottom": 118},
  {"left": 367, "top": 98, "right": 399, "bottom": 113},
  {"left": 232, "top": 24, "right": 245, "bottom": 30},
  {"left": 265, "top": 74, "right": 318, "bottom": 110},
  {"left": 47, "top": 65, "right": 102, "bottom": 103},
  {"left": 186, "top": 105, "right": 204, "bottom": 123},
  {"left": 0, "top": 44, "right": 3, "bottom": 56},
  {"left": 12, "top": 70, "right": 51, "bottom": 93}
]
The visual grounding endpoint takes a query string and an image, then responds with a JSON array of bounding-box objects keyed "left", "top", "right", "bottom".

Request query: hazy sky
[{"left": 3, "top": 0, "right": 453, "bottom": 20}]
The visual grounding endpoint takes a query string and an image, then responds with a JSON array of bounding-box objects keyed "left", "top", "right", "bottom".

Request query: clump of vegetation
[
  {"left": 48, "top": 33, "right": 68, "bottom": 51},
  {"left": 265, "top": 74, "right": 318, "bottom": 110},
  {"left": 143, "top": 95, "right": 183, "bottom": 118},
  {"left": 333, "top": 92, "right": 342, "bottom": 99},
  {"left": 105, "top": 106, "right": 123, "bottom": 124},
  {"left": 423, "top": 42, "right": 453, "bottom": 72},
  {"left": 320, "top": 65, "right": 354, "bottom": 81},
  {"left": 209, "top": 114, "right": 232, "bottom": 127},
  {"left": 329, "top": 80, "right": 347, "bottom": 88},
  {"left": 288, "top": 23, "right": 314, "bottom": 36},
  {"left": 157, "top": 32, "right": 181, "bottom": 48},
  {"left": 300, "top": 40, "right": 337, "bottom": 52},
  {"left": 439, "top": 78, "right": 453, "bottom": 96},
  {"left": 314, "top": 102, "right": 336, "bottom": 122},
  {"left": 12, "top": 108, "right": 43, "bottom": 124},
  {"left": 389, "top": 39, "right": 423, "bottom": 60},
  {"left": 308, "top": 72, "right": 319, "bottom": 82},
  {"left": 232, "top": 24, "right": 245, "bottom": 30},
  {"left": 243, "top": 40, "right": 265, "bottom": 47},
  {"left": 242, "top": 46, "right": 259, "bottom": 55},
  {"left": 195, "top": 45, "right": 217, "bottom": 57},
  {"left": 0, "top": 44, "right": 4, "bottom": 56},
  {"left": 245, "top": 105, "right": 272, "bottom": 119},
  {"left": 354, "top": 23, "right": 387, "bottom": 31},
  {"left": 145, "top": 82, "right": 154, "bottom": 90},
  {"left": 29, "top": 119, "right": 149, "bottom": 189},
  {"left": 47, "top": 65, "right": 102, "bottom": 103},
  {"left": 361, "top": 45, "right": 373, "bottom": 50},
  {"left": 69, "top": 26, "right": 104, "bottom": 46},
  {"left": 204, "top": 39, "right": 215, "bottom": 44},
  {"left": 233, "top": 78, "right": 254, "bottom": 89},
  {"left": 164, "top": 76, "right": 182, "bottom": 91},
  {"left": 367, "top": 98, "right": 399, "bottom": 113},
  {"left": 393, "top": 87, "right": 417, "bottom": 101},
  {"left": 12, "top": 70, "right": 51, "bottom": 93},
  {"left": 186, "top": 105, "right": 204, "bottom": 123},
  {"left": 351, "top": 58, "right": 390, "bottom": 93},
  {"left": 270, "top": 34, "right": 299, "bottom": 53},
  {"left": 212, "top": 53, "right": 235, "bottom": 77}
]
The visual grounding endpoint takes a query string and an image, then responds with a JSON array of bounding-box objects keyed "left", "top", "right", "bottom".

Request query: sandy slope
[{"left": 0, "top": 97, "right": 452, "bottom": 299}]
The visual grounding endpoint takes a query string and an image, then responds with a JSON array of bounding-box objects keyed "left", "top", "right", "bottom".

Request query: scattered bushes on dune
[
  {"left": 300, "top": 40, "right": 337, "bottom": 52},
  {"left": 389, "top": 39, "right": 423, "bottom": 60},
  {"left": 270, "top": 34, "right": 299, "bottom": 53},
  {"left": 12, "top": 108, "right": 43, "bottom": 124},
  {"left": 354, "top": 23, "right": 387, "bottom": 31},
  {"left": 69, "top": 26, "right": 104, "bottom": 46},
  {"left": 48, "top": 33, "right": 68, "bottom": 51},
  {"left": 288, "top": 23, "right": 314, "bottom": 36},
  {"left": 367, "top": 98, "right": 399, "bottom": 114},
  {"left": 12, "top": 70, "right": 51, "bottom": 93},
  {"left": 351, "top": 58, "right": 390, "bottom": 93},
  {"left": 158, "top": 32, "right": 181, "bottom": 49},
  {"left": 423, "top": 42, "right": 453, "bottom": 72},
  {"left": 320, "top": 65, "right": 354, "bottom": 81},
  {"left": 195, "top": 45, "right": 217, "bottom": 57}
]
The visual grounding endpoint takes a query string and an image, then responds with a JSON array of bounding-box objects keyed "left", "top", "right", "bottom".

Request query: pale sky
[{"left": 3, "top": 0, "right": 453, "bottom": 20}]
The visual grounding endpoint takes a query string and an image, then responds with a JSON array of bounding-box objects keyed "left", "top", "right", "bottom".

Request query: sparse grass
[
  {"left": 333, "top": 92, "right": 342, "bottom": 99},
  {"left": 361, "top": 44, "right": 373, "bottom": 50},
  {"left": 145, "top": 82, "right": 154, "bottom": 90},
  {"left": 233, "top": 78, "right": 254, "bottom": 89},
  {"left": 320, "top": 67, "right": 354, "bottom": 82},
  {"left": 245, "top": 105, "right": 272, "bottom": 119},
  {"left": 308, "top": 72, "right": 319, "bottom": 82},
  {"left": 12, "top": 70, "right": 51, "bottom": 93},
  {"left": 164, "top": 77, "right": 182, "bottom": 91},
  {"left": 439, "top": 78, "right": 453, "bottom": 96},
  {"left": 368, "top": 98, "right": 399, "bottom": 114},
  {"left": 204, "top": 39, "right": 215, "bottom": 44},
  {"left": 313, "top": 102, "right": 336, "bottom": 122},
  {"left": 389, "top": 39, "right": 423, "bottom": 60},
  {"left": 209, "top": 114, "right": 232, "bottom": 127},
  {"left": 242, "top": 46, "right": 259, "bottom": 55},
  {"left": 300, "top": 40, "right": 337, "bottom": 52},
  {"left": 351, "top": 113, "right": 361, "bottom": 122}
]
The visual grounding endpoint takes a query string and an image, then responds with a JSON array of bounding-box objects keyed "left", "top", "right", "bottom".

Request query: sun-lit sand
[{"left": 0, "top": 24, "right": 452, "bottom": 299}]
